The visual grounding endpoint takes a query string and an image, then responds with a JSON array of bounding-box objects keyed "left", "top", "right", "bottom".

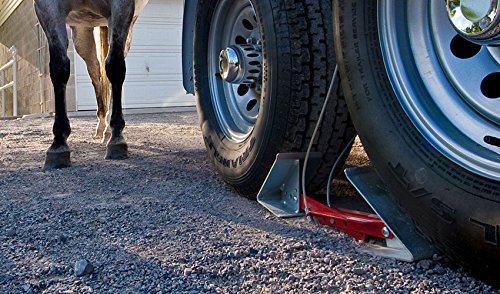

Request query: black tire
[
  {"left": 334, "top": 0, "right": 500, "bottom": 278},
  {"left": 194, "top": 0, "right": 355, "bottom": 198}
]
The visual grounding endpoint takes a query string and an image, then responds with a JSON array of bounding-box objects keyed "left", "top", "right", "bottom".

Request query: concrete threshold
[
  {"left": 5, "top": 107, "right": 196, "bottom": 120},
  {"left": 68, "top": 106, "right": 197, "bottom": 118}
]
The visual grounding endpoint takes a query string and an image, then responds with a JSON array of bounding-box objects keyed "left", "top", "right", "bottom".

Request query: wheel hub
[
  {"left": 219, "top": 44, "right": 262, "bottom": 84},
  {"left": 208, "top": 0, "right": 262, "bottom": 142},
  {"left": 447, "top": 0, "right": 500, "bottom": 45},
  {"left": 379, "top": 1, "right": 500, "bottom": 180}
]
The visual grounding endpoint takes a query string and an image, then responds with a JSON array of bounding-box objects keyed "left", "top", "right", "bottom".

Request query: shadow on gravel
[{"left": 1, "top": 115, "right": 488, "bottom": 292}]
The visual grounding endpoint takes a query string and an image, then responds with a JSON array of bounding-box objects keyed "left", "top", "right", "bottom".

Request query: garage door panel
[
  {"left": 75, "top": 0, "right": 193, "bottom": 111},
  {"left": 123, "top": 81, "right": 191, "bottom": 109},
  {"left": 132, "top": 25, "right": 182, "bottom": 46},
  {"left": 76, "top": 83, "right": 98, "bottom": 110},
  {"left": 124, "top": 54, "right": 182, "bottom": 76}
]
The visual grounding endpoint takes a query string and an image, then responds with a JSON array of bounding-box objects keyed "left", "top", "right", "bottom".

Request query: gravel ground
[{"left": 0, "top": 112, "right": 497, "bottom": 293}]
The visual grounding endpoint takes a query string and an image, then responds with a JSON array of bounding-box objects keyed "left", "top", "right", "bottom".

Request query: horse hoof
[
  {"left": 106, "top": 141, "right": 128, "bottom": 160},
  {"left": 101, "top": 131, "right": 111, "bottom": 144},
  {"left": 44, "top": 146, "right": 71, "bottom": 170},
  {"left": 93, "top": 131, "right": 111, "bottom": 143}
]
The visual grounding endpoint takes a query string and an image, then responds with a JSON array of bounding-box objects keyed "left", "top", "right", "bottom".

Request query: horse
[{"left": 34, "top": 0, "right": 148, "bottom": 169}]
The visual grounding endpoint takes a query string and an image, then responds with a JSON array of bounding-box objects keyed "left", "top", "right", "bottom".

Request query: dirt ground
[{"left": 0, "top": 112, "right": 496, "bottom": 293}]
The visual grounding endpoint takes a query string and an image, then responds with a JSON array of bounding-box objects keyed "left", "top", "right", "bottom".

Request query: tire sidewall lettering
[{"left": 204, "top": 134, "right": 257, "bottom": 170}]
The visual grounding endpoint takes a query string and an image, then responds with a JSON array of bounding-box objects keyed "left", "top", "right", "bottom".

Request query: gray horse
[{"left": 34, "top": 0, "right": 148, "bottom": 169}]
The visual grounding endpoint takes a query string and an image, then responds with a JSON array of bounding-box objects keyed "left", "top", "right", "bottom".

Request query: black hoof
[
  {"left": 106, "top": 139, "right": 128, "bottom": 160},
  {"left": 44, "top": 146, "right": 71, "bottom": 170}
]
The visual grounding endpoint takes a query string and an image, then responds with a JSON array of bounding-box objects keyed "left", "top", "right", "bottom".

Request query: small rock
[
  {"left": 49, "top": 265, "right": 61, "bottom": 275},
  {"left": 5, "top": 228, "right": 16, "bottom": 237},
  {"left": 433, "top": 265, "right": 446, "bottom": 275},
  {"left": 74, "top": 259, "right": 94, "bottom": 277},
  {"left": 352, "top": 268, "right": 366, "bottom": 275},
  {"left": 59, "top": 233, "right": 69, "bottom": 243},
  {"left": 41, "top": 267, "right": 50, "bottom": 275},
  {"left": 365, "top": 283, "right": 375, "bottom": 291},
  {"left": 183, "top": 268, "right": 192, "bottom": 276},
  {"left": 21, "top": 284, "right": 33, "bottom": 293},
  {"left": 0, "top": 274, "right": 11, "bottom": 284},
  {"left": 416, "top": 259, "right": 433, "bottom": 270}
]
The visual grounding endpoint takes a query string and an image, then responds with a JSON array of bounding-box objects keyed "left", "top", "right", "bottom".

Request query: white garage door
[{"left": 75, "top": 0, "right": 194, "bottom": 110}]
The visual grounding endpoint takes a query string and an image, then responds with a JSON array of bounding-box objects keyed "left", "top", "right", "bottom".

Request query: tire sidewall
[
  {"left": 334, "top": 0, "right": 500, "bottom": 274},
  {"left": 194, "top": 0, "right": 286, "bottom": 186}
]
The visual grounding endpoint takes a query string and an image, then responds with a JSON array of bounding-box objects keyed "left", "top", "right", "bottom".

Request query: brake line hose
[
  {"left": 326, "top": 135, "right": 356, "bottom": 207},
  {"left": 301, "top": 65, "right": 339, "bottom": 214}
]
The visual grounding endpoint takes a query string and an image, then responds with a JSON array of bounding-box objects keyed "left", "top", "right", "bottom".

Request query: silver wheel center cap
[
  {"left": 461, "top": 0, "right": 492, "bottom": 22},
  {"left": 219, "top": 45, "right": 262, "bottom": 84},
  {"left": 447, "top": 0, "right": 500, "bottom": 44},
  {"left": 219, "top": 47, "right": 240, "bottom": 83}
]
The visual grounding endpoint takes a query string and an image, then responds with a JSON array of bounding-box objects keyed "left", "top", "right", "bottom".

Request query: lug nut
[{"left": 381, "top": 227, "right": 391, "bottom": 238}]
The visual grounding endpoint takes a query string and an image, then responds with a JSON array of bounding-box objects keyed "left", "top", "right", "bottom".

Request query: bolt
[
  {"left": 381, "top": 227, "right": 391, "bottom": 238},
  {"left": 330, "top": 218, "right": 335, "bottom": 224}
]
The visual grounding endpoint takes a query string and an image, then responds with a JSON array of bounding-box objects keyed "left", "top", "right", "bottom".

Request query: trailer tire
[
  {"left": 193, "top": 0, "right": 355, "bottom": 198},
  {"left": 334, "top": 0, "right": 500, "bottom": 278}
]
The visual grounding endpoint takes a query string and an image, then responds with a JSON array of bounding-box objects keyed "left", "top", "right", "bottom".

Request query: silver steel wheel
[
  {"left": 378, "top": 1, "right": 500, "bottom": 180},
  {"left": 208, "top": 0, "right": 262, "bottom": 143}
]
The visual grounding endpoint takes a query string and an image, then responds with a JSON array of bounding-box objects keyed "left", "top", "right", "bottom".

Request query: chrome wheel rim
[
  {"left": 208, "top": 0, "right": 262, "bottom": 143},
  {"left": 378, "top": 0, "right": 500, "bottom": 180}
]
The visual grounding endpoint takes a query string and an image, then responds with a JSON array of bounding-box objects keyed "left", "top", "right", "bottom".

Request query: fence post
[
  {"left": 0, "top": 46, "right": 17, "bottom": 117},
  {"left": 1, "top": 70, "right": 4, "bottom": 117},
  {"left": 10, "top": 46, "right": 17, "bottom": 117}
]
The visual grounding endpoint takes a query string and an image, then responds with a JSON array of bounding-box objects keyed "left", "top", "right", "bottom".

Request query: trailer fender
[{"left": 182, "top": 0, "right": 197, "bottom": 94}]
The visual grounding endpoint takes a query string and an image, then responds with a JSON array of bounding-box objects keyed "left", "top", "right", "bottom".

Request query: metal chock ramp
[
  {"left": 256, "top": 153, "right": 321, "bottom": 218},
  {"left": 345, "top": 166, "right": 438, "bottom": 262}
]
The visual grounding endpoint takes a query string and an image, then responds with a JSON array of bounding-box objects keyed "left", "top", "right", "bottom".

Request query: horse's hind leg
[
  {"left": 104, "top": 2, "right": 135, "bottom": 160},
  {"left": 35, "top": 3, "right": 72, "bottom": 169},
  {"left": 72, "top": 26, "right": 110, "bottom": 142}
]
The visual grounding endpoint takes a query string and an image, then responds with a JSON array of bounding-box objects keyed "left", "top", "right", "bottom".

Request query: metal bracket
[
  {"left": 256, "top": 153, "right": 321, "bottom": 218},
  {"left": 345, "top": 166, "right": 438, "bottom": 262}
]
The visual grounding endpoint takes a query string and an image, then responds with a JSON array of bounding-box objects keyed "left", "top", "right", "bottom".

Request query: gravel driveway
[{"left": 0, "top": 112, "right": 497, "bottom": 293}]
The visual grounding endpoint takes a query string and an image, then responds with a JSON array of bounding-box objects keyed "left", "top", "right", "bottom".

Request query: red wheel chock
[
  {"left": 300, "top": 195, "right": 391, "bottom": 241},
  {"left": 257, "top": 153, "right": 437, "bottom": 262}
]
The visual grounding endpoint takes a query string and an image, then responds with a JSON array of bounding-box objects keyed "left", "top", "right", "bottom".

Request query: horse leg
[
  {"left": 71, "top": 26, "right": 109, "bottom": 141},
  {"left": 104, "top": 3, "right": 135, "bottom": 160},
  {"left": 35, "top": 4, "right": 72, "bottom": 169},
  {"left": 124, "top": 17, "right": 138, "bottom": 57},
  {"left": 99, "top": 17, "right": 136, "bottom": 145},
  {"left": 98, "top": 26, "right": 112, "bottom": 143}
]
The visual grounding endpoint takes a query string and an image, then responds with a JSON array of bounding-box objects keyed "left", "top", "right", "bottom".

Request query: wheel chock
[
  {"left": 257, "top": 153, "right": 438, "bottom": 262},
  {"left": 257, "top": 153, "right": 321, "bottom": 218},
  {"left": 345, "top": 166, "right": 438, "bottom": 262}
]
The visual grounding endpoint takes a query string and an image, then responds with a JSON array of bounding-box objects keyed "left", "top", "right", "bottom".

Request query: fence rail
[{"left": 1, "top": 46, "right": 17, "bottom": 117}]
